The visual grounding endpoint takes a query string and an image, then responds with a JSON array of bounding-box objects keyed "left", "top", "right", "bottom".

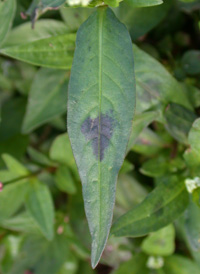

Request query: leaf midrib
[{"left": 97, "top": 8, "right": 104, "bottom": 246}]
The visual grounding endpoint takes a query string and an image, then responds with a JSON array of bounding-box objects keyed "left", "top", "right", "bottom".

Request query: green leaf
[
  {"left": 60, "top": 7, "right": 94, "bottom": 31},
  {"left": 22, "top": 68, "right": 68, "bottom": 133},
  {"left": 126, "top": 111, "right": 160, "bottom": 153},
  {"left": 49, "top": 133, "right": 78, "bottom": 179},
  {"left": 4, "top": 19, "right": 68, "bottom": 47},
  {"left": 133, "top": 45, "right": 192, "bottom": 113},
  {"left": 55, "top": 165, "right": 77, "bottom": 194},
  {"left": 117, "top": 0, "right": 172, "bottom": 40},
  {"left": 184, "top": 199, "right": 200, "bottom": 252},
  {"left": 25, "top": 180, "right": 55, "bottom": 240},
  {"left": 141, "top": 224, "right": 175, "bottom": 256},
  {"left": 2, "top": 154, "right": 29, "bottom": 176},
  {"left": 1, "top": 33, "right": 75, "bottom": 69},
  {"left": 112, "top": 253, "right": 149, "bottom": 274},
  {"left": 163, "top": 255, "right": 200, "bottom": 274},
  {"left": 164, "top": 103, "right": 197, "bottom": 144},
  {"left": 111, "top": 176, "right": 189, "bottom": 237},
  {"left": 67, "top": 7, "right": 135, "bottom": 268},
  {"left": 28, "top": 147, "right": 54, "bottom": 167},
  {"left": 181, "top": 50, "right": 200, "bottom": 75},
  {"left": 0, "top": 0, "right": 16, "bottom": 47},
  {"left": 125, "top": 0, "right": 163, "bottom": 7},
  {"left": 10, "top": 234, "right": 70, "bottom": 274},
  {"left": 0, "top": 181, "right": 29, "bottom": 222},
  {"left": 188, "top": 118, "right": 200, "bottom": 154}
]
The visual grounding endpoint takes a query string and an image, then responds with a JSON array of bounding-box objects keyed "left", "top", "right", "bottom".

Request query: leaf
[
  {"left": 188, "top": 118, "right": 200, "bottom": 154},
  {"left": 112, "top": 253, "right": 149, "bottom": 274},
  {"left": 111, "top": 176, "right": 189, "bottom": 237},
  {"left": 60, "top": 7, "right": 94, "bottom": 31},
  {"left": 133, "top": 44, "right": 192, "bottom": 113},
  {"left": 4, "top": 19, "right": 68, "bottom": 47},
  {"left": 164, "top": 103, "right": 197, "bottom": 144},
  {"left": 184, "top": 199, "right": 200, "bottom": 252},
  {"left": 28, "top": 147, "right": 54, "bottom": 166},
  {"left": 10, "top": 234, "right": 70, "bottom": 274},
  {"left": 0, "top": 0, "right": 16, "bottom": 47},
  {"left": 1, "top": 33, "right": 75, "bottom": 69},
  {"left": 49, "top": 133, "right": 78, "bottom": 179},
  {"left": 22, "top": 68, "right": 68, "bottom": 133},
  {"left": 0, "top": 181, "right": 30, "bottom": 222},
  {"left": 181, "top": 50, "right": 200, "bottom": 75},
  {"left": 25, "top": 180, "right": 55, "bottom": 240},
  {"left": 163, "top": 255, "right": 200, "bottom": 274},
  {"left": 141, "top": 224, "right": 175, "bottom": 256},
  {"left": 55, "top": 165, "right": 77, "bottom": 194},
  {"left": 117, "top": 0, "right": 172, "bottom": 40},
  {"left": 67, "top": 7, "right": 135, "bottom": 268},
  {"left": 125, "top": 0, "right": 163, "bottom": 7},
  {"left": 126, "top": 111, "right": 160, "bottom": 153},
  {"left": 2, "top": 154, "right": 29, "bottom": 177}
]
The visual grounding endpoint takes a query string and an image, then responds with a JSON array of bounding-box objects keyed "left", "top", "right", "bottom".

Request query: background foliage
[{"left": 0, "top": 0, "right": 200, "bottom": 273}]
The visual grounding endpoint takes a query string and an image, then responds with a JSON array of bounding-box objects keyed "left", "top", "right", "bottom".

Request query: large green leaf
[
  {"left": 4, "top": 19, "right": 68, "bottom": 47},
  {"left": 0, "top": 33, "right": 75, "bottom": 69},
  {"left": 67, "top": 7, "right": 135, "bottom": 267},
  {"left": 0, "top": 0, "right": 16, "bottom": 47},
  {"left": 22, "top": 68, "right": 68, "bottom": 133},
  {"left": 25, "top": 180, "right": 55, "bottom": 240},
  {"left": 111, "top": 176, "right": 189, "bottom": 237}
]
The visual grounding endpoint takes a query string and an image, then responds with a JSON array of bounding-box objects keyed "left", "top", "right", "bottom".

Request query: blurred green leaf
[
  {"left": 181, "top": 50, "right": 200, "bottom": 75},
  {"left": 188, "top": 118, "right": 200, "bottom": 155},
  {"left": 10, "top": 234, "right": 70, "bottom": 274},
  {"left": 0, "top": 0, "right": 16, "bottom": 47},
  {"left": 50, "top": 133, "right": 79, "bottom": 179},
  {"left": 55, "top": 165, "right": 76, "bottom": 194},
  {"left": 125, "top": 0, "right": 163, "bottom": 7},
  {"left": 0, "top": 181, "right": 29, "bottom": 222},
  {"left": 2, "top": 154, "right": 29, "bottom": 177},
  {"left": 28, "top": 147, "right": 54, "bottom": 167},
  {"left": 60, "top": 7, "right": 94, "bottom": 30},
  {"left": 4, "top": 19, "right": 68, "bottom": 47},
  {"left": 26, "top": 180, "right": 55, "bottom": 240},
  {"left": 163, "top": 255, "right": 200, "bottom": 274},
  {"left": 127, "top": 111, "right": 159, "bottom": 153},
  {"left": 184, "top": 199, "right": 200, "bottom": 252},
  {"left": 164, "top": 103, "right": 197, "bottom": 144},
  {"left": 22, "top": 68, "right": 68, "bottom": 133},
  {"left": 117, "top": 0, "right": 172, "bottom": 39},
  {"left": 111, "top": 176, "right": 189, "bottom": 237},
  {"left": 112, "top": 253, "right": 149, "bottom": 274},
  {"left": 133, "top": 44, "right": 192, "bottom": 113},
  {"left": 1, "top": 33, "right": 75, "bottom": 69},
  {"left": 141, "top": 224, "right": 175, "bottom": 256}
]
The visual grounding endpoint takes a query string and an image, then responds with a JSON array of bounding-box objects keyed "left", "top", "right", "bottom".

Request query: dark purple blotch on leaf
[{"left": 81, "top": 112, "right": 115, "bottom": 161}]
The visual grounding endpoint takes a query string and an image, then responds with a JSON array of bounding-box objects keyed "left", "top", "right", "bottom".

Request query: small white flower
[
  {"left": 185, "top": 177, "right": 200, "bottom": 193},
  {"left": 147, "top": 256, "right": 164, "bottom": 269},
  {"left": 67, "top": 0, "right": 90, "bottom": 6}
]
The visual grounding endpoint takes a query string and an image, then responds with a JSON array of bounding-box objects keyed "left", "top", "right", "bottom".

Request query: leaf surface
[
  {"left": 0, "top": 0, "right": 16, "bottom": 47},
  {"left": 67, "top": 7, "right": 135, "bottom": 267},
  {"left": 1, "top": 34, "right": 75, "bottom": 69},
  {"left": 111, "top": 176, "right": 189, "bottom": 237},
  {"left": 22, "top": 68, "right": 68, "bottom": 133},
  {"left": 25, "top": 180, "right": 55, "bottom": 240}
]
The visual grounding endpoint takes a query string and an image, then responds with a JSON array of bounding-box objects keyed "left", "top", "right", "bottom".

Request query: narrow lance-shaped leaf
[{"left": 68, "top": 7, "right": 135, "bottom": 268}]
